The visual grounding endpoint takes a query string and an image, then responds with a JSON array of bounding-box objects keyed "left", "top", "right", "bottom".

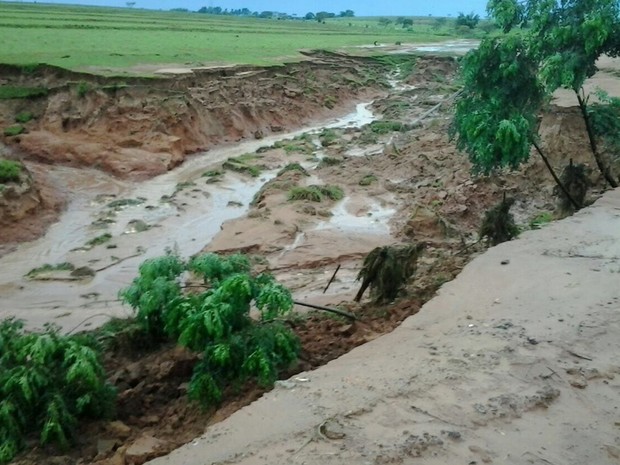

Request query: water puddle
[{"left": 315, "top": 197, "right": 395, "bottom": 236}]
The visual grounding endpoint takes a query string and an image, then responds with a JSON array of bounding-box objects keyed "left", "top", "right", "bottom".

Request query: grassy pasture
[{"left": 0, "top": 2, "right": 465, "bottom": 73}]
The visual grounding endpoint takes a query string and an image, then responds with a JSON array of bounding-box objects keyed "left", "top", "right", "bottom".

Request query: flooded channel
[{"left": 0, "top": 102, "right": 383, "bottom": 330}]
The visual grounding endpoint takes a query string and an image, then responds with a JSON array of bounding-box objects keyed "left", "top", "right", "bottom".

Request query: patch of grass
[
  {"left": 0, "top": 86, "right": 48, "bottom": 100},
  {"left": 529, "top": 212, "right": 554, "bottom": 229},
  {"left": 0, "top": 159, "right": 22, "bottom": 183},
  {"left": 222, "top": 154, "right": 262, "bottom": 177},
  {"left": 369, "top": 120, "right": 407, "bottom": 134},
  {"left": 359, "top": 174, "right": 378, "bottom": 186},
  {"left": 14, "top": 111, "right": 34, "bottom": 123},
  {"left": 174, "top": 181, "right": 196, "bottom": 194},
  {"left": 272, "top": 139, "right": 314, "bottom": 155},
  {"left": 3, "top": 125, "right": 25, "bottom": 136},
  {"left": 317, "top": 157, "right": 344, "bottom": 169},
  {"left": 201, "top": 169, "right": 222, "bottom": 177},
  {"left": 76, "top": 81, "right": 91, "bottom": 98},
  {"left": 278, "top": 163, "right": 309, "bottom": 176},
  {"left": 86, "top": 233, "right": 112, "bottom": 247},
  {"left": 26, "top": 262, "right": 75, "bottom": 278},
  {"left": 319, "top": 128, "right": 339, "bottom": 147},
  {"left": 107, "top": 197, "right": 145, "bottom": 209},
  {"left": 288, "top": 184, "right": 344, "bottom": 202}
]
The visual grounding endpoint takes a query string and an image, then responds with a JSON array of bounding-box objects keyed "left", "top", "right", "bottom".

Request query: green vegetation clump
[
  {"left": 106, "top": 198, "right": 145, "bottom": 209},
  {"left": 3, "top": 125, "right": 25, "bottom": 137},
  {"left": 120, "top": 253, "right": 299, "bottom": 406},
  {"left": 272, "top": 138, "right": 314, "bottom": 155},
  {"left": 201, "top": 170, "right": 222, "bottom": 178},
  {"left": 317, "top": 156, "right": 343, "bottom": 168},
  {"left": 0, "top": 159, "right": 21, "bottom": 183},
  {"left": 277, "top": 163, "right": 309, "bottom": 176},
  {"left": 319, "top": 129, "right": 339, "bottom": 147},
  {"left": 86, "top": 233, "right": 112, "bottom": 247},
  {"left": 0, "top": 319, "right": 115, "bottom": 464},
  {"left": 359, "top": 174, "right": 378, "bottom": 186},
  {"left": 14, "top": 112, "right": 34, "bottom": 124},
  {"left": 288, "top": 184, "right": 344, "bottom": 202},
  {"left": 369, "top": 120, "right": 407, "bottom": 134},
  {"left": 26, "top": 262, "right": 75, "bottom": 278},
  {"left": 76, "top": 81, "right": 91, "bottom": 98},
  {"left": 529, "top": 212, "right": 554, "bottom": 230},
  {"left": 0, "top": 87, "right": 48, "bottom": 100},
  {"left": 222, "top": 154, "right": 262, "bottom": 177}
]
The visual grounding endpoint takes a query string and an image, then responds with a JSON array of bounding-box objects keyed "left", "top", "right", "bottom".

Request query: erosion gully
[{"left": 0, "top": 102, "right": 387, "bottom": 331}]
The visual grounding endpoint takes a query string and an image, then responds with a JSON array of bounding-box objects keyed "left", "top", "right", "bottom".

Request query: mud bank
[{"left": 0, "top": 52, "right": 386, "bottom": 178}]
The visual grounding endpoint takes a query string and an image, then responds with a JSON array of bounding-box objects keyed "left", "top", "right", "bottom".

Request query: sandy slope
[{"left": 148, "top": 188, "right": 620, "bottom": 465}]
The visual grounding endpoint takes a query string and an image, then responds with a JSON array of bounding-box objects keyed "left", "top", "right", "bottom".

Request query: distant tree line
[{"left": 190, "top": 6, "right": 354, "bottom": 21}]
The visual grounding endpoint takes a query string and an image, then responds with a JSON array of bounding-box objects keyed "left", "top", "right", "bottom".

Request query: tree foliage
[
  {"left": 453, "top": 0, "right": 620, "bottom": 190},
  {"left": 120, "top": 253, "right": 300, "bottom": 407},
  {"left": 0, "top": 320, "right": 114, "bottom": 464},
  {"left": 456, "top": 11, "right": 481, "bottom": 29}
]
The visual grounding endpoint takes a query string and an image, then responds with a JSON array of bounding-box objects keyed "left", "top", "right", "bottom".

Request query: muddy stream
[{"left": 0, "top": 103, "right": 388, "bottom": 331}]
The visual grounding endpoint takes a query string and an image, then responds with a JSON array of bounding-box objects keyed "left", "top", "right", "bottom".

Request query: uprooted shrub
[
  {"left": 479, "top": 194, "right": 519, "bottom": 246},
  {"left": 355, "top": 243, "right": 426, "bottom": 303},
  {"left": 554, "top": 159, "right": 589, "bottom": 213},
  {"left": 0, "top": 320, "right": 115, "bottom": 464},
  {"left": 120, "top": 252, "right": 300, "bottom": 407}
]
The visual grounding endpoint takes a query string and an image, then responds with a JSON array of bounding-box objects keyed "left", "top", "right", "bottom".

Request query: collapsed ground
[{"left": 0, "top": 54, "right": 616, "bottom": 465}]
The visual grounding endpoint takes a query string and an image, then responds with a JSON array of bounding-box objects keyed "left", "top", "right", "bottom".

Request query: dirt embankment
[{"left": 0, "top": 52, "right": 387, "bottom": 248}]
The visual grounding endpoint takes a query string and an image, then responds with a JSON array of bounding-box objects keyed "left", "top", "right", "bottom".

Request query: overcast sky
[{"left": 14, "top": 1, "right": 489, "bottom": 17}]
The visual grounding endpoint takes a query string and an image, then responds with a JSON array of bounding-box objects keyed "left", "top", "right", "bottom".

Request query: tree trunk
[
  {"left": 576, "top": 91, "right": 619, "bottom": 188},
  {"left": 532, "top": 141, "right": 581, "bottom": 211}
]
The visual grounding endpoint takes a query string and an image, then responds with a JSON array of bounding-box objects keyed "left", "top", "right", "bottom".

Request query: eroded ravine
[{"left": 0, "top": 102, "right": 383, "bottom": 330}]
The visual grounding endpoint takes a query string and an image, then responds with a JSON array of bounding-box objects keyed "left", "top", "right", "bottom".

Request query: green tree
[
  {"left": 0, "top": 320, "right": 114, "bottom": 464},
  {"left": 121, "top": 253, "right": 300, "bottom": 407},
  {"left": 452, "top": 0, "right": 620, "bottom": 211},
  {"left": 456, "top": 11, "right": 480, "bottom": 29}
]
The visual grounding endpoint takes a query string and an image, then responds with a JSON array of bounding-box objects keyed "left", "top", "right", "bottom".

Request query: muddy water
[{"left": 0, "top": 103, "right": 381, "bottom": 331}]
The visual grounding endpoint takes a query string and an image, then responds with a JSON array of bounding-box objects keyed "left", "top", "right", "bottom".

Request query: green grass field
[{"left": 0, "top": 2, "right": 471, "bottom": 73}]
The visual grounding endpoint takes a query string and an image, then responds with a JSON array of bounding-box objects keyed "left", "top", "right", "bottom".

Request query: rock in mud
[
  {"left": 125, "top": 434, "right": 168, "bottom": 465},
  {"left": 106, "top": 420, "right": 132, "bottom": 439}
]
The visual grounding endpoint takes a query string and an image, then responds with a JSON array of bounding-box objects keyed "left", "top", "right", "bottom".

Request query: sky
[{"left": 13, "top": 0, "right": 489, "bottom": 17}]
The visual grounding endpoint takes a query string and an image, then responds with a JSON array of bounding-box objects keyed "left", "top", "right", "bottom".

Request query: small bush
[
  {"left": 3, "top": 125, "right": 25, "bottom": 137},
  {"left": 0, "top": 319, "right": 115, "bottom": 464},
  {"left": 14, "top": 112, "right": 34, "bottom": 124},
  {"left": 288, "top": 184, "right": 344, "bottom": 202},
  {"left": 0, "top": 159, "right": 21, "bottom": 183},
  {"left": 0, "top": 86, "right": 48, "bottom": 100},
  {"left": 479, "top": 195, "right": 519, "bottom": 245},
  {"left": 120, "top": 253, "right": 299, "bottom": 407}
]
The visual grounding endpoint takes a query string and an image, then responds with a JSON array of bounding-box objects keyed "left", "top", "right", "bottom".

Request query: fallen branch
[
  {"left": 293, "top": 300, "right": 357, "bottom": 321},
  {"left": 95, "top": 253, "right": 143, "bottom": 272},
  {"left": 323, "top": 264, "right": 341, "bottom": 294}
]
